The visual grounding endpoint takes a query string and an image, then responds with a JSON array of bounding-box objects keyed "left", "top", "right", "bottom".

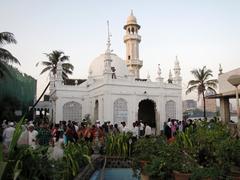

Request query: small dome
[
  {"left": 127, "top": 14, "right": 137, "bottom": 24},
  {"left": 89, "top": 53, "right": 129, "bottom": 78},
  {"left": 124, "top": 10, "right": 140, "bottom": 29}
]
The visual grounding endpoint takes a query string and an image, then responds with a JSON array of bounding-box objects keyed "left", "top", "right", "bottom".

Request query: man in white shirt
[
  {"left": 139, "top": 120, "right": 144, "bottom": 137},
  {"left": 121, "top": 122, "right": 129, "bottom": 133},
  {"left": 131, "top": 122, "right": 139, "bottom": 141},
  {"left": 144, "top": 123, "right": 152, "bottom": 138},
  {"left": 28, "top": 124, "right": 38, "bottom": 149},
  {"left": 2, "top": 122, "right": 15, "bottom": 151}
]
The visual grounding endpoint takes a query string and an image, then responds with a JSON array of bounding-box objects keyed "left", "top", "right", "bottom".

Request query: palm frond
[
  {"left": 40, "top": 66, "right": 52, "bottom": 75},
  {"left": 60, "top": 55, "right": 70, "bottom": 62},
  {"left": 187, "top": 80, "right": 201, "bottom": 87},
  {"left": 202, "top": 69, "right": 213, "bottom": 81},
  {"left": 0, "top": 62, "right": 12, "bottom": 78},
  {"left": 205, "top": 79, "right": 218, "bottom": 89},
  {"left": 62, "top": 71, "right": 69, "bottom": 79},
  {"left": 62, "top": 63, "right": 74, "bottom": 70},
  {"left": 206, "top": 87, "right": 217, "bottom": 94},
  {"left": 0, "top": 48, "right": 20, "bottom": 65},
  {"left": 205, "top": 79, "right": 218, "bottom": 84},
  {"left": 0, "top": 32, "right": 17, "bottom": 45},
  {"left": 190, "top": 69, "right": 201, "bottom": 80},
  {"left": 63, "top": 68, "right": 73, "bottom": 75},
  {"left": 41, "top": 61, "right": 52, "bottom": 66},
  {"left": 186, "top": 85, "right": 198, "bottom": 95}
]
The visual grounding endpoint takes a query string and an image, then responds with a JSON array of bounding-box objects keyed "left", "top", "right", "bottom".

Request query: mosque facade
[{"left": 49, "top": 12, "right": 182, "bottom": 133}]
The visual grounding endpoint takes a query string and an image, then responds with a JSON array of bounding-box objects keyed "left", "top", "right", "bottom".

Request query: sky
[{"left": 1, "top": 0, "right": 240, "bottom": 100}]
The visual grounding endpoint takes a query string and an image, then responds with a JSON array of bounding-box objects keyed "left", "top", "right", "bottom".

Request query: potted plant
[
  {"left": 229, "top": 139, "right": 240, "bottom": 178},
  {"left": 169, "top": 126, "right": 199, "bottom": 180},
  {"left": 174, "top": 120, "right": 235, "bottom": 180},
  {"left": 132, "top": 137, "right": 170, "bottom": 180},
  {"left": 216, "top": 137, "right": 240, "bottom": 179}
]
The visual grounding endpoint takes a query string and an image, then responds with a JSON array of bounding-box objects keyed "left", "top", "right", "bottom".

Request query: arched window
[
  {"left": 131, "top": 27, "right": 134, "bottom": 34},
  {"left": 63, "top": 101, "right": 82, "bottom": 122},
  {"left": 165, "top": 100, "right": 176, "bottom": 120},
  {"left": 113, "top": 98, "right": 128, "bottom": 124}
]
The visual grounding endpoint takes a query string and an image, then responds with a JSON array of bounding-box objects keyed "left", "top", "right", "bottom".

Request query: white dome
[{"left": 89, "top": 53, "right": 129, "bottom": 78}]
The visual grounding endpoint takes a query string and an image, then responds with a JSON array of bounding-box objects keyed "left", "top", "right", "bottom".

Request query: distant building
[
  {"left": 206, "top": 67, "right": 240, "bottom": 123},
  {"left": 199, "top": 90, "right": 217, "bottom": 112},
  {"left": 182, "top": 99, "right": 197, "bottom": 111}
]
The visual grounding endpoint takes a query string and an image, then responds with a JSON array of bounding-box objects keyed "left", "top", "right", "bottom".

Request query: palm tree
[
  {"left": 0, "top": 32, "right": 20, "bottom": 78},
  {"left": 186, "top": 66, "right": 218, "bottom": 119},
  {"left": 36, "top": 50, "right": 74, "bottom": 79},
  {"left": 32, "top": 50, "right": 74, "bottom": 114}
]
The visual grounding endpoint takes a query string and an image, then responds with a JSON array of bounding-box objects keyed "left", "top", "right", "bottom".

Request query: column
[{"left": 220, "top": 97, "right": 230, "bottom": 124}]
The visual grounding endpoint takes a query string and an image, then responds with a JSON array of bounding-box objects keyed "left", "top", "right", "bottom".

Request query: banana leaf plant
[
  {"left": 0, "top": 115, "right": 25, "bottom": 180},
  {"left": 105, "top": 133, "right": 131, "bottom": 157}
]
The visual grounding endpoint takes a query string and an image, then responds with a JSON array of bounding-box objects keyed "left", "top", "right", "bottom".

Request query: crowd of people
[
  {"left": 163, "top": 118, "right": 198, "bottom": 140},
  {"left": 1, "top": 118, "right": 198, "bottom": 159},
  {"left": 1, "top": 119, "right": 155, "bottom": 157}
]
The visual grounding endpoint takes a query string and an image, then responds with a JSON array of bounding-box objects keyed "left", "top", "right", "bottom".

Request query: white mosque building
[{"left": 49, "top": 12, "right": 182, "bottom": 134}]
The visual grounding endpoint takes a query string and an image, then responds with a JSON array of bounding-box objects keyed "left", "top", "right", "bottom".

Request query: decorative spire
[
  {"left": 157, "top": 64, "right": 161, "bottom": 78},
  {"left": 219, "top": 64, "right": 223, "bottom": 75},
  {"left": 106, "top": 20, "right": 112, "bottom": 54},
  {"left": 174, "top": 55, "right": 181, "bottom": 78},
  {"left": 174, "top": 56, "right": 180, "bottom": 68},
  {"left": 104, "top": 20, "right": 113, "bottom": 75},
  {"left": 156, "top": 64, "right": 163, "bottom": 82},
  {"left": 169, "top": 70, "right": 172, "bottom": 78},
  {"left": 131, "top": 9, "right": 134, "bottom": 16},
  {"left": 168, "top": 70, "right": 173, "bottom": 84},
  {"left": 147, "top": 72, "right": 150, "bottom": 80}
]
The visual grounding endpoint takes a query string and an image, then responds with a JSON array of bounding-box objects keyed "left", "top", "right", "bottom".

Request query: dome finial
[
  {"left": 106, "top": 20, "right": 112, "bottom": 53},
  {"left": 131, "top": 9, "right": 134, "bottom": 16}
]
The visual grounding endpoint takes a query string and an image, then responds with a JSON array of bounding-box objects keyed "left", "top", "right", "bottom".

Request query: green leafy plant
[
  {"left": 105, "top": 133, "right": 130, "bottom": 157},
  {"left": 131, "top": 136, "right": 172, "bottom": 178},
  {"left": 0, "top": 115, "right": 25, "bottom": 180},
  {"left": 62, "top": 142, "right": 91, "bottom": 179},
  {"left": 172, "top": 121, "right": 232, "bottom": 178},
  {"left": 170, "top": 127, "right": 199, "bottom": 174}
]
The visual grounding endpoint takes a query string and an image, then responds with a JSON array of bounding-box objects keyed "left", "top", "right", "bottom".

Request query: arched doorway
[{"left": 138, "top": 99, "right": 156, "bottom": 127}]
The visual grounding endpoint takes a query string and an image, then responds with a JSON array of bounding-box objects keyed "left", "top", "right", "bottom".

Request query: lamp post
[{"left": 227, "top": 75, "right": 240, "bottom": 126}]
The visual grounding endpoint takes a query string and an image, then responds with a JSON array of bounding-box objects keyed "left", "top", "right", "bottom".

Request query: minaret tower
[
  {"left": 124, "top": 10, "right": 142, "bottom": 78},
  {"left": 173, "top": 56, "right": 182, "bottom": 85}
]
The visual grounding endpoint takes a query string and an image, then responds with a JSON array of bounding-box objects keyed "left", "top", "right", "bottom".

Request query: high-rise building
[{"left": 182, "top": 99, "right": 197, "bottom": 111}]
